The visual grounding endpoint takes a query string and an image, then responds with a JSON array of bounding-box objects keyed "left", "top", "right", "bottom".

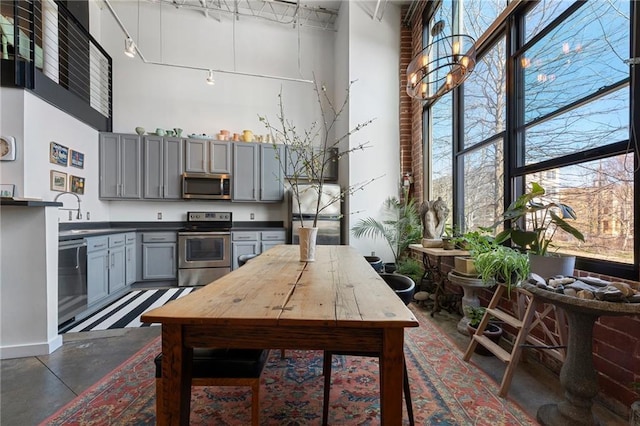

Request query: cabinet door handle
[
  {"left": 105, "top": 254, "right": 110, "bottom": 270},
  {"left": 111, "top": 253, "right": 115, "bottom": 268}
]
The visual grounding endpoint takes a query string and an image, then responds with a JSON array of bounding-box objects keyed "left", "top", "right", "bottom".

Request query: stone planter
[
  {"left": 529, "top": 253, "right": 576, "bottom": 279},
  {"left": 454, "top": 256, "right": 477, "bottom": 276}
]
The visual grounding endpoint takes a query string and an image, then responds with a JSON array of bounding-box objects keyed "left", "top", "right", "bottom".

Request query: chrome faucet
[{"left": 54, "top": 191, "right": 82, "bottom": 220}]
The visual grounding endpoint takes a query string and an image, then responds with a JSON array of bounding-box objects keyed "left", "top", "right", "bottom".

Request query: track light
[
  {"left": 206, "top": 70, "right": 215, "bottom": 85},
  {"left": 124, "top": 37, "right": 136, "bottom": 58}
]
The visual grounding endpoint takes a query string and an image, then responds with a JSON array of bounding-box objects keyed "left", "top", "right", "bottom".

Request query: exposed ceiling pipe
[
  {"left": 372, "top": 0, "right": 380, "bottom": 20},
  {"left": 103, "top": 0, "right": 313, "bottom": 84}
]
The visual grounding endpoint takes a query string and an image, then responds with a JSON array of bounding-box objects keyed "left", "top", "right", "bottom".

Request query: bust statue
[{"left": 419, "top": 197, "right": 449, "bottom": 240}]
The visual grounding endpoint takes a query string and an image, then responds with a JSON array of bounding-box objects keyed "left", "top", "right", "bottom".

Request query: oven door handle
[{"left": 179, "top": 232, "right": 230, "bottom": 237}]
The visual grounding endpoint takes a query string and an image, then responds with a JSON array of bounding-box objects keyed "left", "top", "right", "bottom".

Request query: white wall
[
  {"left": 343, "top": 1, "right": 402, "bottom": 263},
  {"left": 0, "top": 89, "right": 26, "bottom": 197},
  {"left": 2, "top": 0, "right": 403, "bottom": 234},
  {"left": 0, "top": 206, "right": 62, "bottom": 359}
]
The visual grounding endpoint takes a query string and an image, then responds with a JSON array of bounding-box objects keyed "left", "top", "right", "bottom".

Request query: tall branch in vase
[{"left": 259, "top": 77, "right": 379, "bottom": 228}]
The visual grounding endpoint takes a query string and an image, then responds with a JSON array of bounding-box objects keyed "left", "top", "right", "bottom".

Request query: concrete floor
[{"left": 1, "top": 303, "right": 629, "bottom": 425}]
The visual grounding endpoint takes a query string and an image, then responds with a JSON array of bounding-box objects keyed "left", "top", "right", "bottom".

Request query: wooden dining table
[{"left": 142, "top": 244, "right": 419, "bottom": 425}]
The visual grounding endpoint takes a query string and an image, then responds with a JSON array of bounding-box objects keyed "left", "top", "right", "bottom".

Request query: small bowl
[{"left": 135, "top": 127, "right": 145, "bottom": 135}]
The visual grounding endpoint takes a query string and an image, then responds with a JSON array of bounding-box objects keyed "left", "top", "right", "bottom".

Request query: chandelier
[{"left": 406, "top": 20, "right": 476, "bottom": 101}]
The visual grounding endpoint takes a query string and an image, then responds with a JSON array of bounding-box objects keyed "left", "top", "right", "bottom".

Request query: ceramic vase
[{"left": 298, "top": 227, "right": 319, "bottom": 262}]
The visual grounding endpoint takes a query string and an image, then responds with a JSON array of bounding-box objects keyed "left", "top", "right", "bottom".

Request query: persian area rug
[
  {"left": 60, "top": 287, "right": 196, "bottom": 333},
  {"left": 41, "top": 304, "right": 536, "bottom": 425}
]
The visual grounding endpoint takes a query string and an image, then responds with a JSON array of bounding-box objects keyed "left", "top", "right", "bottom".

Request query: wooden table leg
[
  {"left": 158, "top": 324, "right": 192, "bottom": 426},
  {"left": 379, "top": 328, "right": 404, "bottom": 426}
]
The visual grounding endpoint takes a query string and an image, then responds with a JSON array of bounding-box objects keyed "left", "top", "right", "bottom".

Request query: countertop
[{"left": 58, "top": 221, "right": 285, "bottom": 240}]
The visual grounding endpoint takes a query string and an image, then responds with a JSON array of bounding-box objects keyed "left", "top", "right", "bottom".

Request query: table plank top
[
  {"left": 141, "top": 245, "right": 419, "bottom": 329},
  {"left": 409, "top": 243, "right": 469, "bottom": 257}
]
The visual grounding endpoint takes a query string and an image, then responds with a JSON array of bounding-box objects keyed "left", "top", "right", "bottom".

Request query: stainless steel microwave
[{"left": 182, "top": 173, "right": 231, "bottom": 200}]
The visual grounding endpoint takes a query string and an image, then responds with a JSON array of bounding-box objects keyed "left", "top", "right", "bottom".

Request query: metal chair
[
  {"left": 322, "top": 273, "right": 416, "bottom": 426},
  {"left": 154, "top": 348, "right": 269, "bottom": 426},
  {"left": 238, "top": 253, "right": 258, "bottom": 267}
]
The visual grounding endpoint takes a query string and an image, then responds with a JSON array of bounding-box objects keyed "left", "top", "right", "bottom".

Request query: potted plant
[
  {"left": 463, "top": 306, "right": 503, "bottom": 356},
  {"left": 260, "top": 78, "right": 375, "bottom": 261},
  {"left": 452, "top": 227, "right": 498, "bottom": 275},
  {"left": 494, "top": 182, "right": 585, "bottom": 277},
  {"left": 441, "top": 226, "right": 458, "bottom": 250},
  {"left": 351, "top": 191, "right": 423, "bottom": 272},
  {"left": 394, "top": 257, "right": 424, "bottom": 285},
  {"left": 473, "top": 245, "right": 530, "bottom": 295}
]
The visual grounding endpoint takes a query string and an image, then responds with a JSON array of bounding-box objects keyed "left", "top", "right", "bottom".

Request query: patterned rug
[{"left": 41, "top": 305, "right": 536, "bottom": 425}]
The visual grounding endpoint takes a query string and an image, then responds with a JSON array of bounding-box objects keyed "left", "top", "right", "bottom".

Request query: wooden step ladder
[{"left": 463, "top": 284, "right": 566, "bottom": 397}]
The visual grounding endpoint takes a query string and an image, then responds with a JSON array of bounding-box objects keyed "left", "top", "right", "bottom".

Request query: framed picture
[
  {"left": 50, "top": 142, "right": 69, "bottom": 166},
  {"left": 50, "top": 170, "right": 67, "bottom": 192},
  {"left": 70, "top": 150, "right": 84, "bottom": 169},
  {"left": 0, "top": 184, "right": 15, "bottom": 198},
  {"left": 70, "top": 175, "right": 85, "bottom": 195}
]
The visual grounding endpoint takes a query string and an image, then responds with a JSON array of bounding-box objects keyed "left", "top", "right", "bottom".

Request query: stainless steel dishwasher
[{"left": 58, "top": 239, "right": 88, "bottom": 326}]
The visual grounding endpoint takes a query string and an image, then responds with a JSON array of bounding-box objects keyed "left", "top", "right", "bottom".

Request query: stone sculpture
[{"left": 419, "top": 197, "right": 450, "bottom": 246}]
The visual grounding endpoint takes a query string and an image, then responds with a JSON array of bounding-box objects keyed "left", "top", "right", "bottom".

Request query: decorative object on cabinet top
[{"left": 188, "top": 134, "right": 215, "bottom": 139}]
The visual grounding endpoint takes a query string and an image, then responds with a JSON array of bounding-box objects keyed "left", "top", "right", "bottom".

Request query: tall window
[{"left": 423, "top": 0, "right": 637, "bottom": 278}]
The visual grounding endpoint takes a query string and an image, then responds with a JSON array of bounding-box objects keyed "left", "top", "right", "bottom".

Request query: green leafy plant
[
  {"left": 494, "top": 182, "right": 585, "bottom": 256},
  {"left": 463, "top": 306, "right": 487, "bottom": 328},
  {"left": 454, "top": 227, "right": 498, "bottom": 256},
  {"left": 395, "top": 257, "right": 424, "bottom": 285},
  {"left": 473, "top": 245, "right": 530, "bottom": 291},
  {"left": 351, "top": 195, "right": 423, "bottom": 264}
]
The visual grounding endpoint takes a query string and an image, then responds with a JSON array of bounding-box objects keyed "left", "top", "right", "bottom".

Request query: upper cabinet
[
  {"left": 99, "top": 133, "right": 142, "bottom": 199},
  {"left": 232, "top": 143, "right": 283, "bottom": 202},
  {"left": 143, "top": 136, "right": 184, "bottom": 199},
  {"left": 99, "top": 133, "right": 282, "bottom": 203},
  {"left": 185, "top": 139, "right": 231, "bottom": 174}
]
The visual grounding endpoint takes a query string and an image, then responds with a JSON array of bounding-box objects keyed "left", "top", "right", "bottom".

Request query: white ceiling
[{"left": 146, "top": 0, "right": 414, "bottom": 31}]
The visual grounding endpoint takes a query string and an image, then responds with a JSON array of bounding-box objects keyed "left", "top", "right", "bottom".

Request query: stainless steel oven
[{"left": 178, "top": 211, "right": 232, "bottom": 287}]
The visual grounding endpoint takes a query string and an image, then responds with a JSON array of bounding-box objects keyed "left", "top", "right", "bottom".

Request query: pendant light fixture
[
  {"left": 206, "top": 69, "right": 215, "bottom": 85},
  {"left": 124, "top": 37, "right": 136, "bottom": 58},
  {"left": 406, "top": 19, "right": 476, "bottom": 101}
]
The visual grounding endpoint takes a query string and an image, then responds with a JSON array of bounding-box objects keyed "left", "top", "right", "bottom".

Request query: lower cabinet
[
  {"left": 142, "top": 232, "right": 177, "bottom": 280},
  {"left": 125, "top": 233, "right": 137, "bottom": 285},
  {"left": 87, "top": 237, "right": 109, "bottom": 305},
  {"left": 86, "top": 233, "right": 130, "bottom": 307},
  {"left": 231, "top": 229, "right": 285, "bottom": 270},
  {"left": 108, "top": 234, "right": 127, "bottom": 293}
]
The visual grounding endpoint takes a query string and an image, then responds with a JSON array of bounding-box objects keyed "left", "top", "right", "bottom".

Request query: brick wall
[
  {"left": 399, "top": 3, "right": 426, "bottom": 205},
  {"left": 401, "top": 4, "right": 640, "bottom": 413}
]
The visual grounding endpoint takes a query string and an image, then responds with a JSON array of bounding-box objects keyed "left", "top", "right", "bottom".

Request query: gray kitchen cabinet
[
  {"left": 108, "top": 234, "right": 127, "bottom": 294},
  {"left": 185, "top": 139, "right": 230, "bottom": 174},
  {"left": 125, "top": 233, "right": 136, "bottom": 285},
  {"left": 185, "top": 139, "right": 208, "bottom": 173},
  {"left": 143, "top": 136, "right": 183, "bottom": 199},
  {"left": 86, "top": 236, "right": 109, "bottom": 305},
  {"left": 231, "top": 231, "right": 260, "bottom": 270},
  {"left": 231, "top": 229, "right": 285, "bottom": 269},
  {"left": 142, "top": 232, "right": 177, "bottom": 280},
  {"left": 232, "top": 143, "right": 258, "bottom": 201},
  {"left": 211, "top": 141, "right": 231, "bottom": 174},
  {"left": 232, "top": 143, "right": 283, "bottom": 202},
  {"left": 261, "top": 144, "right": 284, "bottom": 201},
  {"left": 260, "top": 230, "right": 286, "bottom": 252},
  {"left": 99, "top": 133, "right": 142, "bottom": 199}
]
